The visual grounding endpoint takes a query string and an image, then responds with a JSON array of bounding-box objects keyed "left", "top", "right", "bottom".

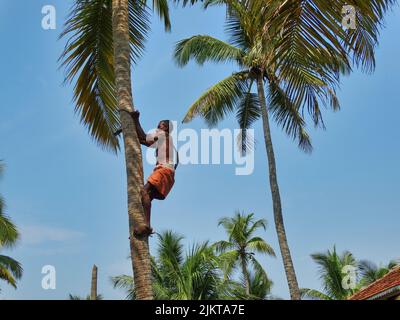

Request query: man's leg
[
  {"left": 134, "top": 183, "right": 155, "bottom": 236},
  {"left": 141, "top": 183, "right": 153, "bottom": 229}
]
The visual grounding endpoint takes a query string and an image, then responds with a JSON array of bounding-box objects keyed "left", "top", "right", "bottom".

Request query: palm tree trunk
[
  {"left": 240, "top": 255, "right": 250, "bottom": 296},
  {"left": 112, "top": 0, "right": 153, "bottom": 300},
  {"left": 90, "top": 264, "right": 98, "bottom": 300},
  {"left": 256, "top": 76, "right": 300, "bottom": 300}
]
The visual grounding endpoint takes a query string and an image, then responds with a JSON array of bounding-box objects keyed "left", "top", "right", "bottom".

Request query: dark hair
[{"left": 159, "top": 120, "right": 173, "bottom": 133}]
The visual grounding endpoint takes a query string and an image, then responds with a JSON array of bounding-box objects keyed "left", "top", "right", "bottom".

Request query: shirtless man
[{"left": 131, "top": 111, "right": 178, "bottom": 236}]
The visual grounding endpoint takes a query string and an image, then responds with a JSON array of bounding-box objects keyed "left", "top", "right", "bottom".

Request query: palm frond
[
  {"left": 157, "top": 231, "right": 185, "bottom": 270},
  {"left": 358, "top": 260, "right": 379, "bottom": 284},
  {"left": 270, "top": 0, "right": 396, "bottom": 102},
  {"left": 344, "top": 0, "right": 396, "bottom": 73},
  {"left": 213, "top": 240, "right": 235, "bottom": 253},
  {"left": 388, "top": 260, "right": 400, "bottom": 270},
  {"left": 0, "top": 212, "right": 19, "bottom": 248},
  {"left": 235, "top": 84, "right": 260, "bottom": 154},
  {"left": 246, "top": 218, "right": 267, "bottom": 236},
  {"left": 174, "top": 35, "right": 244, "bottom": 67},
  {"left": 59, "top": 0, "right": 149, "bottom": 152},
  {"left": 247, "top": 237, "right": 276, "bottom": 257},
  {"left": 300, "top": 288, "right": 333, "bottom": 300},
  {"left": 247, "top": 269, "right": 273, "bottom": 299},
  {"left": 267, "top": 77, "right": 313, "bottom": 152},
  {"left": 224, "top": 6, "right": 250, "bottom": 51},
  {"left": 111, "top": 274, "right": 135, "bottom": 300},
  {"left": 359, "top": 259, "right": 400, "bottom": 286},
  {"left": 152, "top": 0, "right": 171, "bottom": 31},
  {"left": 0, "top": 163, "right": 19, "bottom": 247},
  {"left": 0, "top": 255, "right": 23, "bottom": 288},
  {"left": 0, "top": 268, "right": 17, "bottom": 289},
  {"left": 182, "top": 72, "right": 249, "bottom": 125},
  {"left": 217, "top": 250, "right": 240, "bottom": 279}
]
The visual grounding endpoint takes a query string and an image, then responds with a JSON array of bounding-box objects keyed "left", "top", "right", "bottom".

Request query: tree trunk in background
[
  {"left": 240, "top": 255, "right": 250, "bottom": 296},
  {"left": 90, "top": 264, "right": 98, "bottom": 300},
  {"left": 112, "top": 0, "right": 153, "bottom": 300},
  {"left": 256, "top": 76, "right": 301, "bottom": 300}
]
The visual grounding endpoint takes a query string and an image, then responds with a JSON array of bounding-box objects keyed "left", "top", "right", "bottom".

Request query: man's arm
[{"left": 131, "top": 110, "right": 154, "bottom": 147}]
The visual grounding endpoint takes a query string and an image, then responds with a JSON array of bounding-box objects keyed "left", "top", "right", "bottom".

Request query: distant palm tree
[
  {"left": 301, "top": 247, "right": 358, "bottom": 300},
  {"left": 0, "top": 162, "right": 23, "bottom": 291},
  {"left": 90, "top": 264, "right": 98, "bottom": 300},
  {"left": 359, "top": 259, "right": 399, "bottom": 286},
  {"left": 112, "top": 231, "right": 242, "bottom": 300},
  {"left": 213, "top": 212, "right": 275, "bottom": 296}
]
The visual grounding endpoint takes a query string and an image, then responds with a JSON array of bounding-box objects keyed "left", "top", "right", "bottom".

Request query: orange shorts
[{"left": 147, "top": 165, "right": 175, "bottom": 200}]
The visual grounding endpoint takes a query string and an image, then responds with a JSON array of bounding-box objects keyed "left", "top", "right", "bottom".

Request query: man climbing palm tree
[{"left": 130, "top": 111, "right": 178, "bottom": 236}]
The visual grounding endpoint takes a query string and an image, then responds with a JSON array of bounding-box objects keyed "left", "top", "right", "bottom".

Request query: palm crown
[
  {"left": 301, "top": 246, "right": 359, "bottom": 300},
  {"left": 213, "top": 212, "right": 275, "bottom": 295},
  {"left": 174, "top": 0, "right": 394, "bottom": 151}
]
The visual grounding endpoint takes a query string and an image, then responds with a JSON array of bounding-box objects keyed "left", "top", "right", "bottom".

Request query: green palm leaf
[
  {"left": 0, "top": 255, "right": 23, "bottom": 288},
  {"left": 0, "top": 161, "right": 20, "bottom": 248},
  {"left": 235, "top": 86, "right": 260, "bottom": 154},
  {"left": 344, "top": 0, "right": 396, "bottom": 72},
  {"left": 174, "top": 35, "right": 244, "bottom": 66},
  {"left": 300, "top": 288, "right": 333, "bottom": 300},
  {"left": 182, "top": 72, "right": 249, "bottom": 125},
  {"left": 247, "top": 237, "right": 276, "bottom": 256},
  {"left": 267, "top": 78, "right": 313, "bottom": 152},
  {"left": 358, "top": 259, "right": 400, "bottom": 286},
  {"left": 111, "top": 274, "right": 136, "bottom": 299},
  {"left": 247, "top": 269, "right": 273, "bottom": 299},
  {"left": 0, "top": 212, "right": 19, "bottom": 248},
  {"left": 153, "top": 0, "right": 171, "bottom": 31}
]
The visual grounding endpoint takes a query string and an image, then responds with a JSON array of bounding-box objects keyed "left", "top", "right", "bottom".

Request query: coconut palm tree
[
  {"left": 301, "top": 247, "right": 359, "bottom": 300},
  {"left": 174, "top": 0, "right": 395, "bottom": 299},
  {"left": 59, "top": 0, "right": 197, "bottom": 300},
  {"left": 112, "top": 230, "right": 247, "bottom": 299},
  {"left": 213, "top": 212, "right": 275, "bottom": 296},
  {"left": 358, "top": 259, "right": 399, "bottom": 286},
  {"left": 0, "top": 162, "right": 23, "bottom": 291}
]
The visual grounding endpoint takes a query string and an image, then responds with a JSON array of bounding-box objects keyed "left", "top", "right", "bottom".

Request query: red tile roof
[{"left": 349, "top": 267, "right": 400, "bottom": 300}]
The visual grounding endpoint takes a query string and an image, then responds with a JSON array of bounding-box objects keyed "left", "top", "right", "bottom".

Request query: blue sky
[{"left": 0, "top": 0, "right": 399, "bottom": 299}]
